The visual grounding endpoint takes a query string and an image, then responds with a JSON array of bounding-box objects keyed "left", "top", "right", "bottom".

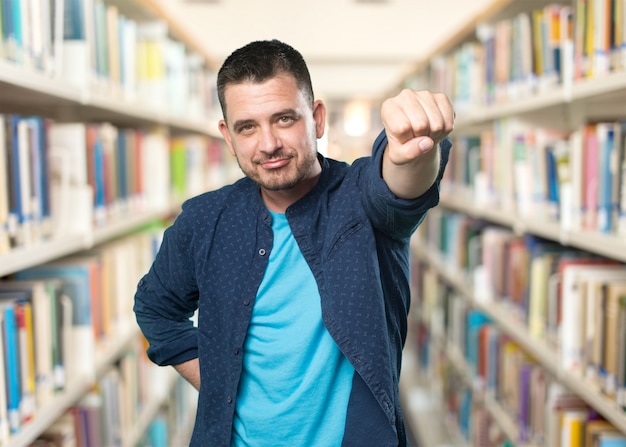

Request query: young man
[{"left": 134, "top": 39, "right": 453, "bottom": 446}]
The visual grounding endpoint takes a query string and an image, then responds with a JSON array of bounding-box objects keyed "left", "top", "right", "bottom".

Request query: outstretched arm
[{"left": 381, "top": 89, "right": 454, "bottom": 199}]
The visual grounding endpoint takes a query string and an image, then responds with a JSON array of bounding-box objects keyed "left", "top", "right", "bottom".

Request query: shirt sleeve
[
  {"left": 133, "top": 204, "right": 200, "bottom": 366},
  {"left": 361, "top": 129, "right": 452, "bottom": 239}
]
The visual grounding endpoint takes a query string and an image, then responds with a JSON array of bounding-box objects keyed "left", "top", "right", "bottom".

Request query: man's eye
[{"left": 279, "top": 116, "right": 293, "bottom": 124}]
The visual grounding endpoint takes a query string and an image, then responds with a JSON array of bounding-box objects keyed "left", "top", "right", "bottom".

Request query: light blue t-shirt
[{"left": 231, "top": 212, "right": 355, "bottom": 446}]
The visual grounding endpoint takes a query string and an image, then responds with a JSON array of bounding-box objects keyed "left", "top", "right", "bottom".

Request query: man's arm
[
  {"left": 381, "top": 89, "right": 454, "bottom": 199},
  {"left": 175, "top": 358, "right": 201, "bottom": 390}
]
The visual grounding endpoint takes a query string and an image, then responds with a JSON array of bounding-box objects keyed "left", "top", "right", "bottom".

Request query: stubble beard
[{"left": 237, "top": 148, "right": 319, "bottom": 191}]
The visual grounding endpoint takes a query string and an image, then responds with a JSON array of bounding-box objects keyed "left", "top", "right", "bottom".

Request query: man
[{"left": 134, "top": 39, "right": 453, "bottom": 446}]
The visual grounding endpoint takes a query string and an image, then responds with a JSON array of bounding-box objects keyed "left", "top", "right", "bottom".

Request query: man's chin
[{"left": 259, "top": 179, "right": 300, "bottom": 191}]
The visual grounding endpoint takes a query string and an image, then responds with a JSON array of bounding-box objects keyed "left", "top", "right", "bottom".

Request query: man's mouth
[{"left": 260, "top": 157, "right": 291, "bottom": 170}]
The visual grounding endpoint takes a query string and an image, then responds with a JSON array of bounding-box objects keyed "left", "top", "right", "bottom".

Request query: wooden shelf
[
  {"left": 400, "top": 346, "right": 469, "bottom": 447},
  {"left": 439, "top": 194, "right": 626, "bottom": 263},
  {"left": 0, "top": 59, "right": 220, "bottom": 137},
  {"left": 0, "top": 0, "right": 226, "bottom": 441},
  {"left": 6, "top": 320, "right": 139, "bottom": 447},
  {"left": 412, "top": 237, "right": 626, "bottom": 435},
  {"left": 453, "top": 71, "right": 626, "bottom": 130},
  {"left": 0, "top": 234, "right": 91, "bottom": 278}
]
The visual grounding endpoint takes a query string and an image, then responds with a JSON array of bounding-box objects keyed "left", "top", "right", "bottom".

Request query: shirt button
[
  {"left": 233, "top": 348, "right": 240, "bottom": 355},
  {"left": 258, "top": 248, "right": 266, "bottom": 256},
  {"left": 243, "top": 299, "right": 250, "bottom": 306},
  {"left": 227, "top": 396, "right": 233, "bottom": 404}
]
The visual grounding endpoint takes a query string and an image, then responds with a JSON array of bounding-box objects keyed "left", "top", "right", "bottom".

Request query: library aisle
[
  {"left": 400, "top": 344, "right": 463, "bottom": 447},
  {"left": 394, "top": 0, "right": 626, "bottom": 447},
  {"left": 398, "top": 0, "right": 626, "bottom": 445},
  {"left": 0, "top": 0, "right": 235, "bottom": 444},
  {"left": 5, "top": 0, "right": 626, "bottom": 445}
]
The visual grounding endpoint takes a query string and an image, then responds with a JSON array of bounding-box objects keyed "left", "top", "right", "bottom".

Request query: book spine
[{"left": 3, "top": 304, "right": 21, "bottom": 434}]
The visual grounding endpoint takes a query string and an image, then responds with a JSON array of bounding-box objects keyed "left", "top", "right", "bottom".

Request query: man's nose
[{"left": 259, "top": 126, "right": 282, "bottom": 153}]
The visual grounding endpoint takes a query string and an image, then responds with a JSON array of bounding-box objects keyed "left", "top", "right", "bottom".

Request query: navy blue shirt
[{"left": 134, "top": 131, "right": 451, "bottom": 446}]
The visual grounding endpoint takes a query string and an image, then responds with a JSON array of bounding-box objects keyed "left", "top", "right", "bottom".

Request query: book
[
  {"left": 29, "top": 116, "right": 53, "bottom": 240},
  {"left": 577, "top": 268, "right": 626, "bottom": 384},
  {"left": 99, "top": 368, "right": 122, "bottom": 446},
  {"left": 105, "top": 3, "right": 120, "bottom": 89},
  {"left": 574, "top": 0, "right": 589, "bottom": 79},
  {"left": 592, "top": 0, "right": 612, "bottom": 76},
  {"left": 602, "top": 281, "right": 626, "bottom": 398},
  {"left": 61, "top": 0, "right": 89, "bottom": 87},
  {"left": 586, "top": 419, "right": 621, "bottom": 447},
  {"left": 597, "top": 122, "right": 616, "bottom": 233},
  {"left": 0, "top": 296, "right": 24, "bottom": 434},
  {"left": 47, "top": 121, "right": 93, "bottom": 236},
  {"left": 0, "top": 279, "right": 58, "bottom": 406},
  {"left": 560, "top": 264, "right": 626, "bottom": 375},
  {"left": 0, "top": 302, "right": 9, "bottom": 443},
  {"left": 529, "top": 366, "right": 548, "bottom": 444},
  {"left": 147, "top": 414, "right": 168, "bottom": 447},
  {"left": 617, "top": 289, "right": 626, "bottom": 408},
  {"left": 0, "top": 114, "right": 9, "bottom": 252},
  {"left": 7, "top": 115, "right": 33, "bottom": 247},
  {"left": 140, "top": 129, "right": 170, "bottom": 212},
  {"left": 15, "top": 299, "right": 35, "bottom": 423},
  {"left": 120, "top": 15, "right": 137, "bottom": 100},
  {"left": 559, "top": 5, "right": 575, "bottom": 88},
  {"left": 466, "top": 310, "right": 490, "bottom": 376},
  {"left": 527, "top": 243, "right": 560, "bottom": 341},
  {"left": 78, "top": 391, "right": 104, "bottom": 446},
  {"left": 614, "top": 120, "right": 626, "bottom": 237},
  {"left": 16, "top": 260, "right": 97, "bottom": 383},
  {"left": 568, "top": 128, "right": 584, "bottom": 230},
  {"left": 561, "top": 410, "right": 585, "bottom": 447},
  {"left": 518, "top": 362, "right": 534, "bottom": 442},
  {"left": 546, "top": 387, "right": 588, "bottom": 446},
  {"left": 599, "top": 436, "right": 626, "bottom": 447},
  {"left": 136, "top": 20, "right": 168, "bottom": 109},
  {"left": 584, "top": 123, "right": 600, "bottom": 230}
]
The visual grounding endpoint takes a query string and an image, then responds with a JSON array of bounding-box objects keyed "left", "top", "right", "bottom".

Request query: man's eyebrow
[
  {"left": 272, "top": 108, "right": 299, "bottom": 118},
  {"left": 232, "top": 109, "right": 301, "bottom": 130},
  {"left": 232, "top": 118, "right": 255, "bottom": 130}
]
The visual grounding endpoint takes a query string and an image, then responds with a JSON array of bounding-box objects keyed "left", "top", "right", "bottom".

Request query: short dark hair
[{"left": 217, "top": 39, "right": 315, "bottom": 118}]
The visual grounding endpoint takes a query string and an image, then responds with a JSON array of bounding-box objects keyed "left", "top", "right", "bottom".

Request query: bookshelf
[
  {"left": 398, "top": 0, "right": 626, "bottom": 445},
  {"left": 0, "top": 0, "right": 231, "bottom": 445},
  {"left": 6, "top": 318, "right": 138, "bottom": 447}
]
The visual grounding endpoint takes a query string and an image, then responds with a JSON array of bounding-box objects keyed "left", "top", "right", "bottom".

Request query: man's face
[{"left": 218, "top": 74, "right": 326, "bottom": 196}]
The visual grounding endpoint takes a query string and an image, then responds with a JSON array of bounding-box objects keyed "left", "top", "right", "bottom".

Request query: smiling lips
[{"left": 260, "top": 157, "right": 291, "bottom": 170}]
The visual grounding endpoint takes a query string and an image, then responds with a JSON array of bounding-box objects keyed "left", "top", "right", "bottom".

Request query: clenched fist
[
  {"left": 382, "top": 89, "right": 454, "bottom": 164},
  {"left": 381, "top": 89, "right": 454, "bottom": 199}
]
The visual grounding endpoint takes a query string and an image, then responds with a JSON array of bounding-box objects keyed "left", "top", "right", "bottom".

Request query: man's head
[
  {"left": 217, "top": 39, "right": 315, "bottom": 120},
  {"left": 216, "top": 40, "right": 326, "bottom": 213}
]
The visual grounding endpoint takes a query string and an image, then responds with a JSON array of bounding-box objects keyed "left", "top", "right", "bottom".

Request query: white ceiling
[{"left": 162, "top": 0, "right": 498, "bottom": 102}]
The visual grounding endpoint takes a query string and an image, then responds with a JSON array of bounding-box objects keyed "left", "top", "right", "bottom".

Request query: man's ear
[
  {"left": 218, "top": 120, "right": 236, "bottom": 156},
  {"left": 312, "top": 100, "right": 327, "bottom": 139}
]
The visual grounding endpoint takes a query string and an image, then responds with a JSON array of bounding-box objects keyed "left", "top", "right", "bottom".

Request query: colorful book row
[
  {"left": 410, "top": 260, "right": 626, "bottom": 446},
  {"left": 0, "top": 227, "right": 163, "bottom": 442},
  {"left": 28, "top": 338, "right": 196, "bottom": 447},
  {"left": 405, "top": 1, "right": 626, "bottom": 110},
  {"left": 420, "top": 208, "right": 626, "bottom": 410},
  {"left": 0, "top": 113, "right": 233, "bottom": 254},
  {"left": 0, "top": 0, "right": 218, "bottom": 120},
  {"left": 445, "top": 119, "right": 626, "bottom": 236}
]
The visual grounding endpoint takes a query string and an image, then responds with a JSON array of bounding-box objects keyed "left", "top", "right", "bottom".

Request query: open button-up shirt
[{"left": 134, "top": 131, "right": 451, "bottom": 447}]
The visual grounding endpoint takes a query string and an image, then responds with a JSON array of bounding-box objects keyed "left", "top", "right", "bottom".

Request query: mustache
[{"left": 253, "top": 151, "right": 294, "bottom": 164}]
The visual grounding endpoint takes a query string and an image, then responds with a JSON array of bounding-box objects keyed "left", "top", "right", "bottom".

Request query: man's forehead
[{"left": 224, "top": 78, "right": 309, "bottom": 120}]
